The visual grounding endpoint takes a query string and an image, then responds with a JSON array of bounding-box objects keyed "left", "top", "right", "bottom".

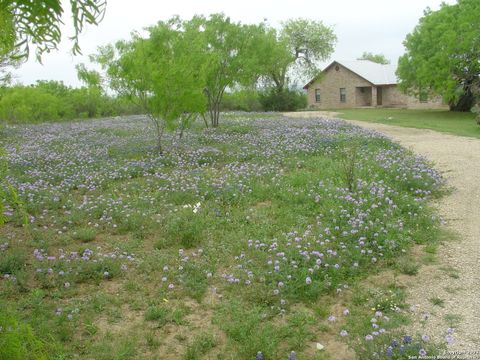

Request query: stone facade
[{"left": 304, "top": 62, "right": 446, "bottom": 109}]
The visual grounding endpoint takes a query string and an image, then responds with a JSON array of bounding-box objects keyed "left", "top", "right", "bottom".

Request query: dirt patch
[
  {"left": 255, "top": 200, "right": 272, "bottom": 208},
  {"left": 95, "top": 304, "right": 144, "bottom": 336},
  {"left": 304, "top": 336, "right": 356, "bottom": 360}
]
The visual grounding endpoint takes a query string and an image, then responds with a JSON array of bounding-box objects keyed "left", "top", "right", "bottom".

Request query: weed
[
  {"left": 395, "top": 258, "right": 419, "bottom": 276},
  {"left": 0, "top": 249, "right": 26, "bottom": 275},
  {"left": 440, "top": 266, "right": 460, "bottom": 279},
  {"left": 184, "top": 333, "right": 217, "bottom": 360},
  {"left": 444, "top": 314, "right": 463, "bottom": 327},
  {"left": 72, "top": 227, "right": 97, "bottom": 243},
  {"left": 429, "top": 297, "right": 445, "bottom": 307}
]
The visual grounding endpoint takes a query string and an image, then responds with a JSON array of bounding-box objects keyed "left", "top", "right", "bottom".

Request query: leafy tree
[
  {"left": 2, "top": 0, "right": 106, "bottom": 60},
  {"left": 0, "top": 6, "right": 20, "bottom": 85},
  {"left": 397, "top": 0, "right": 480, "bottom": 111},
  {"left": 358, "top": 52, "right": 390, "bottom": 64},
  {"left": 260, "top": 19, "right": 336, "bottom": 93},
  {"left": 94, "top": 18, "right": 206, "bottom": 151},
  {"left": 76, "top": 63, "right": 103, "bottom": 91},
  {"left": 185, "top": 14, "right": 264, "bottom": 127}
]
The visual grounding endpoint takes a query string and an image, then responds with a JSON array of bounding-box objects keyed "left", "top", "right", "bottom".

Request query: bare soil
[{"left": 285, "top": 111, "right": 480, "bottom": 353}]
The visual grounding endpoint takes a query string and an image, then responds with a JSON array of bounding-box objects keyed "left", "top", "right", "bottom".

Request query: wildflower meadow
[{"left": 0, "top": 113, "right": 449, "bottom": 359}]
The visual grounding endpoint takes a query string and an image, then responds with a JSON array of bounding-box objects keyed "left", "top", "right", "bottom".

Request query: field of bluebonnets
[{"left": 0, "top": 113, "right": 447, "bottom": 359}]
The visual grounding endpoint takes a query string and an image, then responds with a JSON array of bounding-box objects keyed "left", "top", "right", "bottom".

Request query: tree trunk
[
  {"left": 201, "top": 113, "right": 209, "bottom": 128},
  {"left": 207, "top": 89, "right": 225, "bottom": 128},
  {"left": 449, "top": 87, "right": 476, "bottom": 112},
  {"left": 148, "top": 114, "right": 163, "bottom": 154}
]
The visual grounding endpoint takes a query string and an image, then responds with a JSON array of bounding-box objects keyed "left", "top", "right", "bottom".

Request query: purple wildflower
[{"left": 403, "top": 335, "right": 412, "bottom": 344}]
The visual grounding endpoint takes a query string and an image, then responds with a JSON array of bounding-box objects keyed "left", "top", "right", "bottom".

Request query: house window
[
  {"left": 315, "top": 89, "right": 321, "bottom": 102},
  {"left": 340, "top": 88, "right": 346, "bottom": 103}
]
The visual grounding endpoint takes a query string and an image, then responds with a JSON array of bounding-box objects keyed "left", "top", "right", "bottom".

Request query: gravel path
[{"left": 285, "top": 112, "right": 480, "bottom": 354}]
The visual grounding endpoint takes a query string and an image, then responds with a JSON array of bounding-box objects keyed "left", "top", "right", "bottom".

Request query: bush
[
  {"left": 219, "top": 89, "right": 307, "bottom": 112},
  {"left": 0, "top": 87, "right": 64, "bottom": 123},
  {"left": 259, "top": 89, "right": 307, "bottom": 112},
  {"left": 0, "top": 82, "right": 144, "bottom": 124},
  {"left": 220, "top": 90, "right": 263, "bottom": 112}
]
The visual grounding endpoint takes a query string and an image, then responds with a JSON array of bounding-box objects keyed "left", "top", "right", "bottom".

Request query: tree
[
  {"left": 76, "top": 63, "right": 103, "bottom": 91},
  {"left": 94, "top": 18, "right": 206, "bottom": 151},
  {"left": 0, "top": 5, "right": 20, "bottom": 85},
  {"left": 260, "top": 19, "right": 336, "bottom": 93},
  {"left": 2, "top": 0, "right": 106, "bottom": 60},
  {"left": 185, "top": 14, "right": 264, "bottom": 127},
  {"left": 397, "top": 0, "right": 480, "bottom": 112},
  {"left": 358, "top": 52, "right": 390, "bottom": 64}
]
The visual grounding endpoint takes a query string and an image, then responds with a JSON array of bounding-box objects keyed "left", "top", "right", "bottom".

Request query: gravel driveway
[{"left": 286, "top": 112, "right": 480, "bottom": 354}]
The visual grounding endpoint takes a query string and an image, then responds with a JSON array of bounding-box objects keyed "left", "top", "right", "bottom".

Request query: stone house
[{"left": 303, "top": 60, "right": 446, "bottom": 109}]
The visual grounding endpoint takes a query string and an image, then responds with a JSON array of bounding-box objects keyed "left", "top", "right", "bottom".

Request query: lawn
[
  {"left": 333, "top": 108, "right": 480, "bottom": 139},
  {"left": 0, "top": 113, "right": 447, "bottom": 359}
]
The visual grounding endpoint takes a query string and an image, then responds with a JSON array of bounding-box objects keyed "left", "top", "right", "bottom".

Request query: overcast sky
[{"left": 14, "top": 0, "right": 456, "bottom": 88}]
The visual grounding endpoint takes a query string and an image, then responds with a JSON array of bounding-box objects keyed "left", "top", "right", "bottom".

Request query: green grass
[
  {"left": 183, "top": 333, "right": 217, "bottom": 360},
  {"left": 333, "top": 108, "right": 480, "bottom": 138},
  {"left": 72, "top": 227, "right": 97, "bottom": 242}
]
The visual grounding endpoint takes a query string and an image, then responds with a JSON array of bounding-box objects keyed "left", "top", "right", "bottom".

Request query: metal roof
[
  {"left": 304, "top": 60, "right": 398, "bottom": 88},
  {"left": 335, "top": 60, "right": 398, "bottom": 85}
]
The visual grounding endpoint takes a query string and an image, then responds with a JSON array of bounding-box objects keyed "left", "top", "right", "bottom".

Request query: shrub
[
  {"left": 0, "top": 82, "right": 144, "bottom": 124},
  {"left": 220, "top": 90, "right": 263, "bottom": 112},
  {"left": 0, "top": 87, "right": 63, "bottom": 123},
  {"left": 259, "top": 89, "right": 307, "bottom": 111}
]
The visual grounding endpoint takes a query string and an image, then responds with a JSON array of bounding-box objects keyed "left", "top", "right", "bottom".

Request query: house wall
[
  {"left": 306, "top": 63, "right": 447, "bottom": 109},
  {"left": 381, "top": 85, "right": 446, "bottom": 109},
  {"left": 306, "top": 63, "right": 372, "bottom": 109},
  {"left": 355, "top": 87, "right": 372, "bottom": 106}
]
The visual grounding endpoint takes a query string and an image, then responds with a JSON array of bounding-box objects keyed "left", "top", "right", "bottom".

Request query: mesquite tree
[
  {"left": 185, "top": 14, "right": 264, "bottom": 127},
  {"left": 93, "top": 19, "right": 206, "bottom": 152}
]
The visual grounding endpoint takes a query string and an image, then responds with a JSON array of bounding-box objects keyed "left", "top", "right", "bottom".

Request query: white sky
[{"left": 13, "top": 0, "right": 456, "bottom": 88}]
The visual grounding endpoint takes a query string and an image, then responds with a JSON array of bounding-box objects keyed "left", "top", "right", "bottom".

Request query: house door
[{"left": 377, "top": 87, "right": 383, "bottom": 106}]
